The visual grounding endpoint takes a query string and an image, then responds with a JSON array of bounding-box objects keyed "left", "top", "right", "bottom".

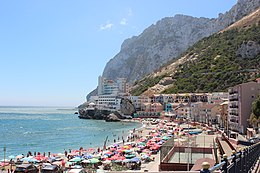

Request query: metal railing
[{"left": 200, "top": 142, "right": 260, "bottom": 173}]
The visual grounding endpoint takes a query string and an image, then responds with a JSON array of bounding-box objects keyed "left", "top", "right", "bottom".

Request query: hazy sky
[{"left": 0, "top": 0, "right": 237, "bottom": 107}]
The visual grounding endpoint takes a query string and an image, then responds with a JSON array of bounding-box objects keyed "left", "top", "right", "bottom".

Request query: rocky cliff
[
  {"left": 101, "top": 0, "right": 260, "bottom": 85},
  {"left": 130, "top": 8, "right": 260, "bottom": 96}
]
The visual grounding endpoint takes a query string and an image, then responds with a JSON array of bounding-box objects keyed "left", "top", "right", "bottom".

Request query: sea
[{"left": 0, "top": 106, "right": 141, "bottom": 159}]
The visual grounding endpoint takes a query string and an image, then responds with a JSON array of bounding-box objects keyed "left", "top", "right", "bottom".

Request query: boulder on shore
[{"left": 105, "top": 113, "right": 121, "bottom": 122}]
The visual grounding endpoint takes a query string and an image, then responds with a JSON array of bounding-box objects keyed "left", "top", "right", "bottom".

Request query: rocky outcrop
[
  {"left": 236, "top": 41, "right": 260, "bottom": 59},
  {"left": 78, "top": 98, "right": 136, "bottom": 120},
  {"left": 78, "top": 108, "right": 122, "bottom": 120},
  {"left": 105, "top": 113, "right": 121, "bottom": 122},
  {"left": 120, "top": 98, "right": 136, "bottom": 115},
  {"left": 101, "top": 0, "right": 260, "bottom": 84}
]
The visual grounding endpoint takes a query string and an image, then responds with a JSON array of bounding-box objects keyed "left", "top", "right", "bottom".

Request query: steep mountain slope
[
  {"left": 130, "top": 8, "right": 260, "bottom": 96},
  {"left": 102, "top": 0, "right": 260, "bottom": 84}
]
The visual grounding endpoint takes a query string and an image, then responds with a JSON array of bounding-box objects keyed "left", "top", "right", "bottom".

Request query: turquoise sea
[{"left": 0, "top": 107, "right": 141, "bottom": 159}]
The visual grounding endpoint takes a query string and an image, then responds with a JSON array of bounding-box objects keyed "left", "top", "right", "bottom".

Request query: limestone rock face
[
  {"left": 120, "top": 98, "right": 135, "bottom": 115},
  {"left": 236, "top": 41, "right": 260, "bottom": 59},
  {"left": 102, "top": 15, "right": 215, "bottom": 83},
  {"left": 101, "top": 0, "right": 260, "bottom": 84},
  {"left": 87, "top": 0, "right": 260, "bottom": 99}
]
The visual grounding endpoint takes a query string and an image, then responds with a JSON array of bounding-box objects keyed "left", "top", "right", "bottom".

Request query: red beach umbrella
[
  {"left": 142, "top": 149, "right": 150, "bottom": 153},
  {"left": 105, "top": 151, "right": 112, "bottom": 155}
]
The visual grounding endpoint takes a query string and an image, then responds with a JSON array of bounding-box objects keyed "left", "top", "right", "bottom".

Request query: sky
[{"left": 0, "top": 0, "right": 237, "bottom": 107}]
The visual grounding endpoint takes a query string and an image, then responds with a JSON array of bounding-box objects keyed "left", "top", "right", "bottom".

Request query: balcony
[
  {"left": 229, "top": 105, "right": 239, "bottom": 108},
  {"left": 229, "top": 90, "right": 238, "bottom": 95},
  {"left": 230, "top": 119, "right": 237, "bottom": 123},
  {"left": 229, "top": 98, "right": 238, "bottom": 101},
  {"left": 229, "top": 112, "right": 239, "bottom": 116}
]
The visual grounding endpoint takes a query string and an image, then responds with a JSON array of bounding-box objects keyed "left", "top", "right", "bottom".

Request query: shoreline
[{"left": 0, "top": 119, "right": 142, "bottom": 160}]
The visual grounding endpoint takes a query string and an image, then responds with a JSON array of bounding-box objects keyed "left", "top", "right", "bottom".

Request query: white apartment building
[{"left": 98, "top": 76, "right": 128, "bottom": 95}]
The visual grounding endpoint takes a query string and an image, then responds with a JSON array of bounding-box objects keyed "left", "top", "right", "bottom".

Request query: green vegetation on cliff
[
  {"left": 163, "top": 25, "right": 260, "bottom": 93},
  {"left": 130, "top": 24, "right": 260, "bottom": 95}
]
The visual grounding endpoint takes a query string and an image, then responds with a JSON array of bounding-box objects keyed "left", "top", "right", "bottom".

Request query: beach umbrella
[
  {"left": 116, "top": 148, "right": 124, "bottom": 153},
  {"left": 141, "top": 154, "right": 149, "bottom": 159},
  {"left": 92, "top": 154, "right": 101, "bottom": 159},
  {"left": 123, "top": 145, "right": 130, "bottom": 149},
  {"left": 155, "top": 137, "right": 161, "bottom": 141},
  {"left": 82, "top": 159, "right": 90, "bottom": 163},
  {"left": 114, "top": 160, "right": 123, "bottom": 163},
  {"left": 124, "top": 149, "right": 132, "bottom": 154},
  {"left": 20, "top": 157, "right": 30, "bottom": 162},
  {"left": 139, "top": 138, "right": 146, "bottom": 142},
  {"left": 84, "top": 154, "right": 92, "bottom": 159},
  {"left": 65, "top": 161, "right": 73, "bottom": 167},
  {"left": 150, "top": 146, "right": 159, "bottom": 150},
  {"left": 125, "top": 154, "right": 135, "bottom": 159},
  {"left": 138, "top": 142, "right": 146, "bottom": 146},
  {"left": 104, "top": 151, "right": 112, "bottom": 155},
  {"left": 130, "top": 157, "right": 140, "bottom": 162},
  {"left": 69, "top": 157, "right": 82, "bottom": 162},
  {"left": 90, "top": 158, "right": 100, "bottom": 164},
  {"left": 52, "top": 161, "right": 62, "bottom": 166},
  {"left": 54, "top": 156, "right": 62, "bottom": 161},
  {"left": 87, "top": 148, "right": 95, "bottom": 152},
  {"left": 157, "top": 141, "right": 164, "bottom": 145},
  {"left": 57, "top": 153, "right": 65, "bottom": 157},
  {"left": 122, "top": 159, "right": 131, "bottom": 163},
  {"left": 28, "top": 158, "right": 40, "bottom": 163},
  {"left": 162, "top": 136, "right": 169, "bottom": 140},
  {"left": 117, "top": 156, "right": 125, "bottom": 161},
  {"left": 142, "top": 149, "right": 150, "bottom": 153},
  {"left": 102, "top": 160, "right": 111, "bottom": 164}
]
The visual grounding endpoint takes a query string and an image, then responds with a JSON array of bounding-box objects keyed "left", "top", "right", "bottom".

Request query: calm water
[{"left": 0, "top": 107, "right": 141, "bottom": 159}]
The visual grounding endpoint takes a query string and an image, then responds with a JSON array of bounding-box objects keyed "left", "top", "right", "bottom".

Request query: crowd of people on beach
[{"left": 1, "top": 119, "right": 194, "bottom": 172}]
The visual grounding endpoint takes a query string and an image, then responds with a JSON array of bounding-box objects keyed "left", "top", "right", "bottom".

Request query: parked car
[
  {"left": 14, "top": 164, "right": 38, "bottom": 173},
  {"left": 41, "top": 164, "right": 62, "bottom": 173}
]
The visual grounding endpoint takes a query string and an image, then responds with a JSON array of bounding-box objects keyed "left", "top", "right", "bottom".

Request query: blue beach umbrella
[
  {"left": 122, "top": 159, "right": 131, "bottom": 163},
  {"left": 130, "top": 157, "right": 140, "bottom": 162},
  {"left": 29, "top": 158, "right": 40, "bottom": 163},
  {"left": 84, "top": 154, "right": 92, "bottom": 159}
]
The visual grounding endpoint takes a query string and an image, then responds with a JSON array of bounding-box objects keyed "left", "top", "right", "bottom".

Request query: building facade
[
  {"left": 228, "top": 81, "right": 260, "bottom": 134},
  {"left": 98, "top": 76, "right": 128, "bottom": 95}
]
